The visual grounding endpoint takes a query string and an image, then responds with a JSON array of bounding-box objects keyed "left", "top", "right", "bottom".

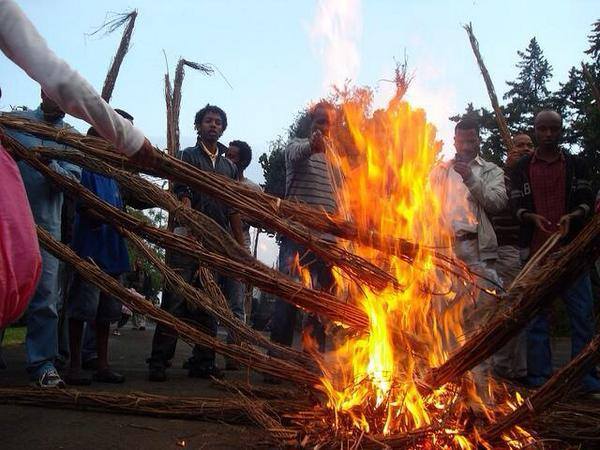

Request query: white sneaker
[{"left": 32, "top": 368, "right": 65, "bottom": 388}]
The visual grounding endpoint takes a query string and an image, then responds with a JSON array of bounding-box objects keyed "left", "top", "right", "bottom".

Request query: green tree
[{"left": 504, "top": 37, "right": 554, "bottom": 131}]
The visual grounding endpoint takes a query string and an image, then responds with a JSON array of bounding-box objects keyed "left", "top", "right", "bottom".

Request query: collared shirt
[
  {"left": 174, "top": 143, "right": 238, "bottom": 230},
  {"left": 199, "top": 141, "right": 218, "bottom": 168},
  {"left": 528, "top": 150, "right": 566, "bottom": 254},
  {"left": 431, "top": 155, "right": 507, "bottom": 261}
]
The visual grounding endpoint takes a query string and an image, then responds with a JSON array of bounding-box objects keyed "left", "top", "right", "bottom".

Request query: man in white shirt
[{"left": 431, "top": 118, "right": 507, "bottom": 403}]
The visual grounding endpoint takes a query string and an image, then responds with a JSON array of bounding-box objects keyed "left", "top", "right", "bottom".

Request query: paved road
[{"left": 0, "top": 325, "right": 271, "bottom": 450}]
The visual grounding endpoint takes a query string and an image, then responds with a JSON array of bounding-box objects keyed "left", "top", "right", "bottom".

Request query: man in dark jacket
[
  {"left": 509, "top": 110, "right": 600, "bottom": 393},
  {"left": 147, "top": 104, "right": 244, "bottom": 382}
]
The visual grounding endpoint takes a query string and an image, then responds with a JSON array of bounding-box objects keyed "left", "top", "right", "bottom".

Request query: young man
[
  {"left": 148, "top": 104, "right": 245, "bottom": 381},
  {"left": 491, "top": 133, "right": 534, "bottom": 382},
  {"left": 2, "top": 91, "right": 82, "bottom": 388},
  {"left": 269, "top": 102, "right": 339, "bottom": 363},
  {"left": 510, "top": 110, "right": 600, "bottom": 393},
  {"left": 64, "top": 110, "right": 137, "bottom": 386},
  {"left": 430, "top": 118, "right": 507, "bottom": 400}
]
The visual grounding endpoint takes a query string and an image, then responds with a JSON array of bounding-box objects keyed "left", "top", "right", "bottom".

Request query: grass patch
[{"left": 3, "top": 326, "right": 26, "bottom": 346}]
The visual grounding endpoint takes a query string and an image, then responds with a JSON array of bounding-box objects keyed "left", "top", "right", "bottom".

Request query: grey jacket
[{"left": 431, "top": 156, "right": 507, "bottom": 261}]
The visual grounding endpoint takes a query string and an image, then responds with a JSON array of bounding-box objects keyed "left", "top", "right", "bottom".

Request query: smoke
[{"left": 309, "top": 0, "right": 362, "bottom": 92}]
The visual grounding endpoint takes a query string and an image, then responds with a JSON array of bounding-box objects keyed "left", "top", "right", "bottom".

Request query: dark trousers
[
  {"left": 270, "top": 238, "right": 333, "bottom": 352},
  {"left": 148, "top": 253, "right": 217, "bottom": 370}
]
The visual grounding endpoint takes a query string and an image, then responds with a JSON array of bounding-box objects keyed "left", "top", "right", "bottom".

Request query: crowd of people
[{"left": 0, "top": 0, "right": 599, "bottom": 397}]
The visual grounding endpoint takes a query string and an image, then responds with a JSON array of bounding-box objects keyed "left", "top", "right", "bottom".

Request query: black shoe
[
  {"left": 188, "top": 365, "right": 224, "bottom": 379},
  {"left": 148, "top": 366, "right": 167, "bottom": 382},
  {"left": 82, "top": 357, "right": 99, "bottom": 371},
  {"left": 93, "top": 368, "right": 125, "bottom": 384}
]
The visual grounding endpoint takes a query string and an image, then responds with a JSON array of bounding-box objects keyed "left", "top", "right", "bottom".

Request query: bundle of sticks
[{"left": 3, "top": 106, "right": 600, "bottom": 447}]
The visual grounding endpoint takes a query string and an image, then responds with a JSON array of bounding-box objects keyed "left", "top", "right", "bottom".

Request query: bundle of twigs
[
  {"left": 0, "top": 387, "right": 258, "bottom": 423},
  {"left": 482, "top": 330, "right": 600, "bottom": 443},
  {"left": 95, "top": 10, "right": 138, "bottom": 102},
  {"left": 422, "top": 213, "right": 600, "bottom": 393},
  {"left": 464, "top": 23, "right": 514, "bottom": 153},
  {"left": 0, "top": 115, "right": 440, "bottom": 269},
  {"left": 123, "top": 228, "right": 317, "bottom": 368},
  {"left": 1, "top": 115, "right": 491, "bottom": 296},
  {"left": 535, "top": 402, "right": 600, "bottom": 442},
  {"left": 2, "top": 134, "right": 369, "bottom": 330},
  {"left": 37, "top": 226, "right": 321, "bottom": 386}
]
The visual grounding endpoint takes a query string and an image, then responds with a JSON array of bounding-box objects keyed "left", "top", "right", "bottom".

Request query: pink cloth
[{"left": 0, "top": 143, "right": 41, "bottom": 327}]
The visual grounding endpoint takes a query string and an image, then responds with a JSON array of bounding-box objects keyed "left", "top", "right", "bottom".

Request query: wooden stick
[
  {"left": 582, "top": 62, "right": 600, "bottom": 113},
  {"left": 100, "top": 10, "right": 138, "bottom": 102},
  {"left": 421, "top": 213, "right": 600, "bottom": 392},
  {"left": 36, "top": 226, "right": 321, "bottom": 386},
  {"left": 3, "top": 134, "right": 368, "bottom": 330},
  {"left": 464, "top": 23, "right": 514, "bottom": 154},
  {"left": 483, "top": 330, "right": 600, "bottom": 442}
]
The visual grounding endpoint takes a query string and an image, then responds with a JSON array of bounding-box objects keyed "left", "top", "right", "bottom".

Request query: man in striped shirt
[{"left": 269, "top": 103, "right": 338, "bottom": 366}]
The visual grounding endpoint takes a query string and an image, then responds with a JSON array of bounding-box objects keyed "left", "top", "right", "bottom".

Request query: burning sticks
[{"left": 422, "top": 213, "right": 600, "bottom": 393}]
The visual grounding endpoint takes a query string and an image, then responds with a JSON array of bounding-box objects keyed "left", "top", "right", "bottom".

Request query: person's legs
[
  {"left": 148, "top": 255, "right": 195, "bottom": 380},
  {"left": 81, "top": 322, "right": 98, "bottom": 368},
  {"left": 26, "top": 248, "right": 62, "bottom": 385},
  {"left": 93, "top": 276, "right": 125, "bottom": 383},
  {"left": 492, "top": 246, "right": 527, "bottom": 379},
  {"left": 220, "top": 274, "right": 246, "bottom": 370},
  {"left": 563, "top": 273, "right": 600, "bottom": 391},
  {"left": 269, "top": 238, "right": 300, "bottom": 348},
  {"left": 526, "top": 310, "right": 552, "bottom": 386}
]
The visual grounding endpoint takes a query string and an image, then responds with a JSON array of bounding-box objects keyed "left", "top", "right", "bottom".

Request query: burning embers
[{"left": 295, "top": 87, "right": 534, "bottom": 448}]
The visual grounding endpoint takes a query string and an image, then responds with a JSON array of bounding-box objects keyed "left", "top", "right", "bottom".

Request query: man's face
[
  {"left": 311, "top": 107, "right": 334, "bottom": 137},
  {"left": 197, "top": 111, "right": 224, "bottom": 143},
  {"left": 40, "top": 90, "right": 65, "bottom": 122},
  {"left": 506, "top": 134, "right": 534, "bottom": 168},
  {"left": 454, "top": 128, "right": 480, "bottom": 161},
  {"left": 226, "top": 145, "right": 241, "bottom": 166},
  {"left": 534, "top": 111, "right": 562, "bottom": 150}
]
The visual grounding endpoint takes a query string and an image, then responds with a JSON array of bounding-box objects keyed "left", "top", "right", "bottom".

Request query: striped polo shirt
[{"left": 284, "top": 138, "right": 337, "bottom": 214}]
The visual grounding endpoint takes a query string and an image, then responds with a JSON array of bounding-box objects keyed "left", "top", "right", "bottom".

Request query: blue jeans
[
  {"left": 270, "top": 238, "right": 333, "bottom": 352},
  {"left": 527, "top": 273, "right": 600, "bottom": 391},
  {"left": 222, "top": 276, "right": 245, "bottom": 344},
  {"left": 26, "top": 248, "right": 60, "bottom": 378}
]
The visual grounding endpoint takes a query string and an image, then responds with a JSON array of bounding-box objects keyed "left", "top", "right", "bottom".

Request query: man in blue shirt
[
  {"left": 3, "top": 90, "right": 81, "bottom": 388},
  {"left": 65, "top": 110, "right": 134, "bottom": 385}
]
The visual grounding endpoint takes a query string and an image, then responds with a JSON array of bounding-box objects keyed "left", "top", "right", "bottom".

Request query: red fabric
[
  {"left": 528, "top": 151, "right": 566, "bottom": 254},
  {"left": 0, "top": 144, "right": 41, "bottom": 327}
]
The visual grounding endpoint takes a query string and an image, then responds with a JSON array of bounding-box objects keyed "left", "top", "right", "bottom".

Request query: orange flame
[{"left": 310, "top": 86, "right": 533, "bottom": 447}]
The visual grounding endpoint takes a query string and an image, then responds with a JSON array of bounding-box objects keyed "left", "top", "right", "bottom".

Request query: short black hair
[
  {"left": 87, "top": 108, "right": 134, "bottom": 137},
  {"left": 454, "top": 118, "right": 480, "bottom": 135},
  {"left": 194, "top": 104, "right": 228, "bottom": 131},
  {"left": 229, "top": 140, "right": 252, "bottom": 171}
]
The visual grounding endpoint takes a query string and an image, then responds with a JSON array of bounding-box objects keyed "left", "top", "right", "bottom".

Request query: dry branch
[
  {"left": 36, "top": 225, "right": 321, "bottom": 386},
  {"left": 464, "top": 23, "right": 514, "bottom": 153},
  {"left": 421, "top": 214, "right": 600, "bottom": 392},
  {"left": 0, "top": 115, "right": 423, "bottom": 266},
  {"left": 100, "top": 10, "right": 138, "bottom": 102},
  {"left": 0, "top": 115, "right": 484, "bottom": 295},
  {"left": 483, "top": 331, "right": 600, "bottom": 442},
  {"left": 123, "top": 228, "right": 316, "bottom": 368},
  {"left": 0, "top": 387, "right": 300, "bottom": 424},
  {"left": 2, "top": 133, "right": 368, "bottom": 330}
]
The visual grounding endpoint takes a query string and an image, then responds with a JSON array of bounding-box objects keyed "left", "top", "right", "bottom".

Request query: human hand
[
  {"left": 310, "top": 130, "right": 326, "bottom": 154},
  {"left": 525, "top": 213, "right": 553, "bottom": 234},
  {"left": 453, "top": 161, "right": 472, "bottom": 180},
  {"left": 129, "top": 138, "right": 161, "bottom": 170}
]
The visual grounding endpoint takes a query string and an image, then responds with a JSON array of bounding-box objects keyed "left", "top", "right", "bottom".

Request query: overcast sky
[{"left": 2, "top": 0, "right": 597, "bottom": 265}]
